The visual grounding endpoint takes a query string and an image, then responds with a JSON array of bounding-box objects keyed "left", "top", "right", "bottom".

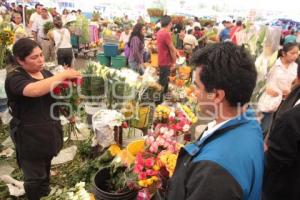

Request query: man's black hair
[
  {"left": 161, "top": 15, "right": 172, "bottom": 28},
  {"left": 191, "top": 42, "right": 257, "bottom": 107},
  {"left": 35, "top": 3, "right": 43, "bottom": 9}
]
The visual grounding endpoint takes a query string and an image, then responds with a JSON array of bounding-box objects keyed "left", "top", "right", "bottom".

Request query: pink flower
[
  {"left": 163, "top": 141, "right": 172, "bottom": 148},
  {"left": 156, "top": 136, "right": 165, "bottom": 146},
  {"left": 149, "top": 145, "right": 158, "bottom": 153},
  {"left": 145, "top": 136, "right": 155, "bottom": 146},
  {"left": 134, "top": 164, "right": 144, "bottom": 173},
  {"left": 145, "top": 158, "right": 155, "bottom": 168},
  {"left": 139, "top": 172, "right": 147, "bottom": 180},
  {"left": 146, "top": 169, "right": 157, "bottom": 176},
  {"left": 137, "top": 188, "right": 151, "bottom": 200},
  {"left": 167, "top": 145, "right": 176, "bottom": 153},
  {"left": 169, "top": 116, "right": 175, "bottom": 123}
]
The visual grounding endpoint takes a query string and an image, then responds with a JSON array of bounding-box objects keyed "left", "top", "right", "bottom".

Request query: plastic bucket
[
  {"left": 111, "top": 56, "right": 126, "bottom": 69},
  {"left": 103, "top": 44, "right": 118, "bottom": 57},
  {"left": 150, "top": 16, "right": 161, "bottom": 23},
  {"left": 93, "top": 167, "right": 137, "bottom": 200},
  {"left": 96, "top": 53, "right": 111, "bottom": 67}
]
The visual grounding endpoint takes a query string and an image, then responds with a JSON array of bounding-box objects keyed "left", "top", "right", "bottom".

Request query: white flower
[
  {"left": 160, "top": 127, "right": 168, "bottom": 134},
  {"left": 169, "top": 111, "right": 175, "bottom": 118},
  {"left": 183, "top": 124, "right": 191, "bottom": 132},
  {"left": 67, "top": 192, "right": 74, "bottom": 199},
  {"left": 166, "top": 129, "right": 175, "bottom": 137},
  {"left": 76, "top": 182, "right": 86, "bottom": 188},
  {"left": 114, "top": 156, "right": 122, "bottom": 163}
]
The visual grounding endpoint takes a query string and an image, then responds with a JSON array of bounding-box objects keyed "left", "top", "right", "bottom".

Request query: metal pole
[{"left": 22, "top": 0, "right": 26, "bottom": 27}]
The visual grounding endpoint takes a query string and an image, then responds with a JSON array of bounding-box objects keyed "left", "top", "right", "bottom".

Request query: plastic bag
[
  {"left": 94, "top": 125, "right": 115, "bottom": 148},
  {"left": 92, "top": 109, "right": 124, "bottom": 147}
]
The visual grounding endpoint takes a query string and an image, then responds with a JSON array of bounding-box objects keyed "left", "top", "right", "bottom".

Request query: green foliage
[
  {"left": 43, "top": 21, "right": 54, "bottom": 35},
  {"left": 75, "top": 16, "right": 90, "bottom": 44},
  {"left": 104, "top": 163, "right": 137, "bottom": 193},
  {"left": 92, "top": 11, "right": 101, "bottom": 22}
]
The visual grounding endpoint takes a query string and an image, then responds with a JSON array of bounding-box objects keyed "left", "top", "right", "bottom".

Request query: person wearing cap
[{"left": 32, "top": 8, "right": 54, "bottom": 62}]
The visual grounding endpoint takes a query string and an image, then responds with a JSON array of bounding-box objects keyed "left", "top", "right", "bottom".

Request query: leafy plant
[{"left": 43, "top": 21, "right": 54, "bottom": 35}]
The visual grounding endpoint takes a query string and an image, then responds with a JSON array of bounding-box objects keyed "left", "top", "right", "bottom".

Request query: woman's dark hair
[
  {"left": 128, "top": 23, "right": 144, "bottom": 47},
  {"left": 278, "top": 42, "right": 298, "bottom": 58},
  {"left": 161, "top": 15, "right": 172, "bottom": 28},
  {"left": 173, "top": 24, "right": 182, "bottom": 34},
  {"left": 191, "top": 42, "right": 257, "bottom": 106},
  {"left": 13, "top": 38, "right": 41, "bottom": 61}
]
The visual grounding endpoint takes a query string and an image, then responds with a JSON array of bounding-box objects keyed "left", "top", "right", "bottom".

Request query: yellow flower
[
  {"left": 138, "top": 180, "right": 146, "bottom": 187},
  {"left": 151, "top": 176, "right": 158, "bottom": 181},
  {"left": 145, "top": 178, "right": 153, "bottom": 186},
  {"left": 108, "top": 144, "right": 121, "bottom": 156},
  {"left": 153, "top": 164, "right": 160, "bottom": 171}
]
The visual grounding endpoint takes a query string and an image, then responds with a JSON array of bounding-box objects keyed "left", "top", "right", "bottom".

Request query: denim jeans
[
  {"left": 128, "top": 61, "right": 144, "bottom": 75},
  {"left": 158, "top": 66, "right": 170, "bottom": 104}
]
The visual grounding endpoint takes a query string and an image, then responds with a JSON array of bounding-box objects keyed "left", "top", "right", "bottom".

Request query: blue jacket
[{"left": 167, "top": 108, "right": 264, "bottom": 200}]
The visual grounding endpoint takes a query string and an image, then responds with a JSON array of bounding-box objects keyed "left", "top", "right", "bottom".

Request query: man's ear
[{"left": 214, "top": 89, "right": 225, "bottom": 104}]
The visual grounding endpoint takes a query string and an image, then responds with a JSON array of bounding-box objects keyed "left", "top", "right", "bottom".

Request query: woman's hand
[{"left": 60, "top": 68, "right": 81, "bottom": 80}]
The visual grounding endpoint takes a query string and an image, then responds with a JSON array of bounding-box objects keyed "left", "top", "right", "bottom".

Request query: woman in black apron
[{"left": 5, "top": 38, "right": 81, "bottom": 200}]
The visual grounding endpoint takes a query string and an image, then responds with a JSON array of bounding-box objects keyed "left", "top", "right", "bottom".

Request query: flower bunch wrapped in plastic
[
  {"left": 52, "top": 77, "right": 83, "bottom": 140},
  {"left": 134, "top": 152, "right": 160, "bottom": 188}
]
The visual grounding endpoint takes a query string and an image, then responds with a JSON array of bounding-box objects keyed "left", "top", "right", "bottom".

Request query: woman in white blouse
[
  {"left": 48, "top": 16, "right": 73, "bottom": 67},
  {"left": 259, "top": 42, "right": 299, "bottom": 134}
]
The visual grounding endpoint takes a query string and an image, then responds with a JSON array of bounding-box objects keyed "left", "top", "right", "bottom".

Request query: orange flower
[
  {"left": 175, "top": 79, "right": 184, "bottom": 87},
  {"left": 179, "top": 66, "right": 191, "bottom": 75},
  {"left": 169, "top": 76, "right": 176, "bottom": 82},
  {"left": 185, "top": 86, "right": 195, "bottom": 96}
]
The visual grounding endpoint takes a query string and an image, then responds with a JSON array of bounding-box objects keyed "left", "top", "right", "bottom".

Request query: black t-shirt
[
  {"left": 5, "top": 67, "right": 60, "bottom": 123},
  {"left": 5, "top": 67, "right": 63, "bottom": 159}
]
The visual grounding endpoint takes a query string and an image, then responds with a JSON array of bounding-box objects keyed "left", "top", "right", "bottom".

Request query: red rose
[
  {"left": 76, "top": 78, "right": 83, "bottom": 86},
  {"left": 53, "top": 87, "right": 61, "bottom": 95},
  {"left": 61, "top": 80, "right": 70, "bottom": 89},
  {"left": 121, "top": 122, "right": 128, "bottom": 128}
]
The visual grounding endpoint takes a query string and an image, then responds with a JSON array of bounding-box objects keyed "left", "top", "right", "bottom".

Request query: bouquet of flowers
[{"left": 52, "top": 77, "right": 83, "bottom": 140}]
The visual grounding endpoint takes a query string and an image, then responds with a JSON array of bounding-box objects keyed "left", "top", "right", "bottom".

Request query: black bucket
[{"left": 92, "top": 168, "right": 137, "bottom": 200}]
